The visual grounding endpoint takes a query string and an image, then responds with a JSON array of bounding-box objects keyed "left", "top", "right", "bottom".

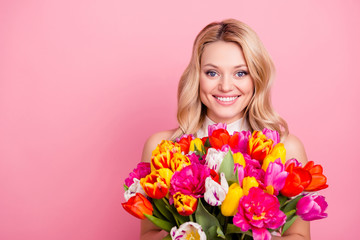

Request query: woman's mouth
[{"left": 214, "top": 95, "right": 240, "bottom": 104}]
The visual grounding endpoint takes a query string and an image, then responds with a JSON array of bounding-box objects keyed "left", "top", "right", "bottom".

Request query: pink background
[{"left": 1, "top": 0, "right": 359, "bottom": 239}]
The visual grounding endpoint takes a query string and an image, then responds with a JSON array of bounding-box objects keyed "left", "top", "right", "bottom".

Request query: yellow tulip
[
  {"left": 242, "top": 177, "right": 259, "bottom": 195},
  {"left": 262, "top": 143, "right": 286, "bottom": 171},
  {"left": 189, "top": 138, "right": 204, "bottom": 153},
  {"left": 233, "top": 152, "right": 246, "bottom": 167},
  {"left": 170, "top": 153, "right": 191, "bottom": 172},
  {"left": 221, "top": 183, "right": 244, "bottom": 216}
]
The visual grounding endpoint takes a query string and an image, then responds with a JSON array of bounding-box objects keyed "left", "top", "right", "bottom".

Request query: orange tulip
[
  {"left": 122, "top": 193, "right": 153, "bottom": 219},
  {"left": 140, "top": 169, "right": 173, "bottom": 199},
  {"left": 173, "top": 192, "right": 198, "bottom": 216},
  {"left": 248, "top": 131, "right": 273, "bottom": 162},
  {"left": 151, "top": 140, "right": 181, "bottom": 171},
  {"left": 170, "top": 153, "right": 191, "bottom": 172},
  {"left": 303, "top": 161, "right": 328, "bottom": 191}
]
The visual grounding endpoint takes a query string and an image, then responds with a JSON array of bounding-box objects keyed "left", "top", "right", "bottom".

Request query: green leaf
[
  {"left": 124, "top": 184, "right": 129, "bottom": 191},
  {"left": 277, "top": 194, "right": 288, "bottom": 207},
  {"left": 204, "top": 137, "right": 211, "bottom": 148},
  {"left": 207, "top": 225, "right": 226, "bottom": 239},
  {"left": 225, "top": 224, "right": 243, "bottom": 235},
  {"left": 163, "top": 202, "right": 190, "bottom": 225},
  {"left": 195, "top": 199, "right": 222, "bottom": 233},
  {"left": 285, "top": 209, "right": 296, "bottom": 219},
  {"left": 282, "top": 216, "right": 298, "bottom": 235},
  {"left": 217, "top": 226, "right": 226, "bottom": 238},
  {"left": 218, "top": 150, "right": 236, "bottom": 183},
  {"left": 193, "top": 143, "right": 205, "bottom": 157},
  {"left": 225, "top": 224, "right": 253, "bottom": 237},
  {"left": 282, "top": 195, "right": 304, "bottom": 213},
  {"left": 144, "top": 214, "right": 173, "bottom": 232},
  {"left": 153, "top": 199, "right": 175, "bottom": 224},
  {"left": 152, "top": 205, "right": 163, "bottom": 219}
]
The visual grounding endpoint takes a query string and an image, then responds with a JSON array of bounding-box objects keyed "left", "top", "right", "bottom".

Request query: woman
[{"left": 140, "top": 19, "right": 311, "bottom": 240}]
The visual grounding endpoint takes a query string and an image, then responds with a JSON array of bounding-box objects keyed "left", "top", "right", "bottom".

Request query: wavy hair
[{"left": 172, "top": 19, "right": 288, "bottom": 139}]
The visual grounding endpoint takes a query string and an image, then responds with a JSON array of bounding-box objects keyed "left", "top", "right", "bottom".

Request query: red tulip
[
  {"left": 122, "top": 193, "right": 153, "bottom": 219},
  {"left": 303, "top": 161, "right": 328, "bottom": 191},
  {"left": 177, "top": 135, "right": 193, "bottom": 154},
  {"left": 280, "top": 162, "right": 312, "bottom": 197},
  {"left": 209, "top": 129, "right": 230, "bottom": 150}
]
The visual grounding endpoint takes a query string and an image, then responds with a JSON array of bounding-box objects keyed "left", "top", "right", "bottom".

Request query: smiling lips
[{"left": 214, "top": 95, "right": 240, "bottom": 105}]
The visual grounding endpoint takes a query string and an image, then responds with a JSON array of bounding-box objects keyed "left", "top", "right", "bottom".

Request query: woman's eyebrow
[
  {"left": 202, "top": 63, "right": 218, "bottom": 68},
  {"left": 202, "top": 63, "right": 248, "bottom": 68}
]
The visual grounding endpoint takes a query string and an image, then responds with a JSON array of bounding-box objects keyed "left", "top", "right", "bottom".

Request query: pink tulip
[
  {"left": 264, "top": 159, "right": 288, "bottom": 195},
  {"left": 208, "top": 122, "right": 227, "bottom": 136},
  {"left": 296, "top": 194, "right": 328, "bottom": 221},
  {"left": 262, "top": 128, "right": 280, "bottom": 146}
]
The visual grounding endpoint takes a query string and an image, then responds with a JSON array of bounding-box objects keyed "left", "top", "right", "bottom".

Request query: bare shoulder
[
  {"left": 281, "top": 133, "right": 308, "bottom": 165},
  {"left": 141, "top": 129, "right": 177, "bottom": 163}
]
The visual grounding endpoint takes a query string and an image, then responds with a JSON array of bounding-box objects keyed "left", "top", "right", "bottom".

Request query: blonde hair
[{"left": 173, "top": 19, "right": 288, "bottom": 139}]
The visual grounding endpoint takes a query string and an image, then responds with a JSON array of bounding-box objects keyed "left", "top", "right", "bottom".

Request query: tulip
[
  {"left": 204, "top": 172, "right": 229, "bottom": 206},
  {"left": 170, "top": 222, "right": 206, "bottom": 240},
  {"left": 151, "top": 141, "right": 182, "bottom": 170},
  {"left": 280, "top": 162, "right": 311, "bottom": 197},
  {"left": 233, "top": 152, "right": 246, "bottom": 167},
  {"left": 303, "top": 161, "right": 328, "bottom": 191},
  {"left": 221, "top": 183, "right": 244, "bottom": 216},
  {"left": 169, "top": 163, "right": 210, "bottom": 199},
  {"left": 173, "top": 192, "right": 198, "bottom": 216},
  {"left": 208, "top": 122, "right": 227, "bottom": 136},
  {"left": 124, "top": 178, "right": 147, "bottom": 201},
  {"left": 205, "top": 148, "right": 227, "bottom": 173},
  {"left": 264, "top": 159, "right": 288, "bottom": 196},
  {"left": 262, "top": 128, "right": 280, "bottom": 146},
  {"left": 285, "top": 158, "right": 302, "bottom": 168},
  {"left": 154, "top": 140, "right": 181, "bottom": 154},
  {"left": 121, "top": 193, "right": 153, "bottom": 219},
  {"left": 124, "top": 162, "right": 151, "bottom": 188},
  {"left": 170, "top": 152, "right": 191, "bottom": 172},
  {"left": 247, "top": 131, "right": 273, "bottom": 162},
  {"left": 140, "top": 168, "right": 173, "bottom": 199},
  {"left": 151, "top": 150, "right": 172, "bottom": 171},
  {"left": 242, "top": 176, "right": 259, "bottom": 195},
  {"left": 262, "top": 143, "right": 286, "bottom": 171},
  {"left": 296, "top": 194, "right": 328, "bottom": 221},
  {"left": 176, "top": 134, "right": 194, "bottom": 154},
  {"left": 189, "top": 138, "right": 205, "bottom": 154},
  {"left": 228, "top": 130, "right": 251, "bottom": 153},
  {"left": 209, "top": 128, "right": 230, "bottom": 150}
]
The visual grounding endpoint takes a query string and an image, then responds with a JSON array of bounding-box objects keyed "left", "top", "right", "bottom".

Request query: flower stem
[
  {"left": 241, "top": 233, "right": 245, "bottom": 240},
  {"left": 189, "top": 214, "right": 195, "bottom": 222}
]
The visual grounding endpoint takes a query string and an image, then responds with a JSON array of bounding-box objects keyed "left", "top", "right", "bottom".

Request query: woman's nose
[{"left": 218, "top": 75, "right": 234, "bottom": 92}]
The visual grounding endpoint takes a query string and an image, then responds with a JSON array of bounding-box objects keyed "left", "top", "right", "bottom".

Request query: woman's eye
[
  {"left": 206, "top": 71, "right": 218, "bottom": 77},
  {"left": 236, "top": 71, "right": 247, "bottom": 77}
]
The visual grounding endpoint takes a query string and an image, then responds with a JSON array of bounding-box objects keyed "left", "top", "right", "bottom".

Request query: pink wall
[{"left": 1, "top": 0, "right": 359, "bottom": 239}]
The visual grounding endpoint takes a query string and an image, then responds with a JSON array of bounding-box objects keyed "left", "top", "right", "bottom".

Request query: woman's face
[{"left": 199, "top": 41, "right": 254, "bottom": 124}]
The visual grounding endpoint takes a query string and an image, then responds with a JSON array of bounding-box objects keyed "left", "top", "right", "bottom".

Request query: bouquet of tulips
[{"left": 122, "top": 123, "right": 328, "bottom": 240}]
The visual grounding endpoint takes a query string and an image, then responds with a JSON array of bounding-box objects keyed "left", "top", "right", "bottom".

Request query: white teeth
[{"left": 216, "top": 96, "right": 238, "bottom": 102}]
